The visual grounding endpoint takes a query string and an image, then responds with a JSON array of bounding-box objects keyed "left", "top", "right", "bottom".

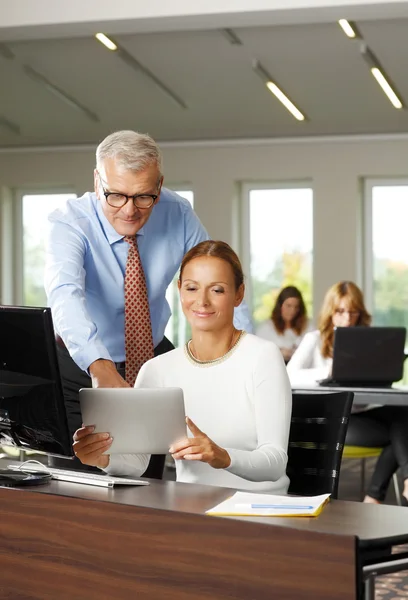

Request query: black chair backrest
[
  {"left": 287, "top": 391, "right": 354, "bottom": 499},
  {"left": 142, "top": 454, "right": 166, "bottom": 480}
]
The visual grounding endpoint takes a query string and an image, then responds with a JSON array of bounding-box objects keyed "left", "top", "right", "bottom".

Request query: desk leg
[
  {"left": 364, "top": 577, "right": 375, "bottom": 600},
  {"left": 363, "top": 556, "right": 408, "bottom": 600}
]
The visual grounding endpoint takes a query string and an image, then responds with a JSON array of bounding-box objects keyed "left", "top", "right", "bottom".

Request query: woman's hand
[
  {"left": 169, "top": 417, "right": 231, "bottom": 469},
  {"left": 72, "top": 425, "right": 112, "bottom": 469}
]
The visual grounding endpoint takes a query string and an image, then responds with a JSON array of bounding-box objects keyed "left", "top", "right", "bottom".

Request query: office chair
[
  {"left": 287, "top": 391, "right": 354, "bottom": 498},
  {"left": 343, "top": 445, "right": 402, "bottom": 505}
]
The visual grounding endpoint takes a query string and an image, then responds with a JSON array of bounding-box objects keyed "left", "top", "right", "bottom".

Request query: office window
[
  {"left": 164, "top": 190, "right": 194, "bottom": 347},
  {"left": 242, "top": 184, "right": 313, "bottom": 326},
  {"left": 364, "top": 180, "right": 408, "bottom": 383},
  {"left": 22, "top": 193, "right": 76, "bottom": 306}
]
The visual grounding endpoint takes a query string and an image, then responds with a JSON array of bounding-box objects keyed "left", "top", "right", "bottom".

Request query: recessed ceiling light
[
  {"left": 338, "top": 19, "right": 357, "bottom": 39},
  {"left": 95, "top": 33, "right": 117, "bottom": 51},
  {"left": 370, "top": 68, "right": 403, "bottom": 109},
  {"left": 266, "top": 82, "right": 305, "bottom": 121},
  {"left": 253, "top": 60, "right": 306, "bottom": 122},
  {"left": 361, "top": 44, "right": 404, "bottom": 110}
]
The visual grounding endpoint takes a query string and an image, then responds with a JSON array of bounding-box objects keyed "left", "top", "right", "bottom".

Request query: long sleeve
[
  {"left": 44, "top": 219, "right": 111, "bottom": 371},
  {"left": 225, "top": 343, "right": 292, "bottom": 482},
  {"left": 103, "top": 453, "right": 150, "bottom": 478},
  {"left": 287, "top": 331, "right": 330, "bottom": 385}
]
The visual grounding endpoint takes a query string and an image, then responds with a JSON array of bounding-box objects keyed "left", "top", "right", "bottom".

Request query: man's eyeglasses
[
  {"left": 335, "top": 309, "right": 360, "bottom": 317},
  {"left": 98, "top": 173, "right": 160, "bottom": 209}
]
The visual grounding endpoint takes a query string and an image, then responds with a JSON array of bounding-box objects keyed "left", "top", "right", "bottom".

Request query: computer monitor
[
  {"left": 331, "top": 326, "right": 407, "bottom": 387},
  {"left": 0, "top": 305, "right": 73, "bottom": 458}
]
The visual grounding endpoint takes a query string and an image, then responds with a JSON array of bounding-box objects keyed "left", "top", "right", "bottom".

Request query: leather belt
[{"left": 55, "top": 335, "right": 125, "bottom": 370}]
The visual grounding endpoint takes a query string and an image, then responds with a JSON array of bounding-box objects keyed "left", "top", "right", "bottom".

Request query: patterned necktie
[{"left": 123, "top": 236, "right": 154, "bottom": 387}]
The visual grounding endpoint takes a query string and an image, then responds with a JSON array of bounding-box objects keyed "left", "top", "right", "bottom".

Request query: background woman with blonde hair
[
  {"left": 256, "top": 285, "right": 308, "bottom": 363},
  {"left": 288, "top": 281, "right": 408, "bottom": 506}
]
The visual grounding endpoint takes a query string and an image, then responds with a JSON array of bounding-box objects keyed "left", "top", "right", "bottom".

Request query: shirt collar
[{"left": 93, "top": 193, "right": 145, "bottom": 245}]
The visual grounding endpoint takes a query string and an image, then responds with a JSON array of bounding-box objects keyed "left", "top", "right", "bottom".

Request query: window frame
[
  {"left": 363, "top": 178, "right": 408, "bottom": 313},
  {"left": 164, "top": 185, "right": 194, "bottom": 347},
  {"left": 16, "top": 186, "right": 77, "bottom": 305},
  {"left": 240, "top": 180, "right": 314, "bottom": 315}
]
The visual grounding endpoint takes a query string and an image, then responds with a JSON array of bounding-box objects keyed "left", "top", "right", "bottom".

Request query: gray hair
[{"left": 96, "top": 130, "right": 162, "bottom": 175}]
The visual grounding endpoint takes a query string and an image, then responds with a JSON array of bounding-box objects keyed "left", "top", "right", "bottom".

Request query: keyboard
[
  {"left": 7, "top": 463, "right": 149, "bottom": 488},
  {"left": 318, "top": 378, "right": 393, "bottom": 388}
]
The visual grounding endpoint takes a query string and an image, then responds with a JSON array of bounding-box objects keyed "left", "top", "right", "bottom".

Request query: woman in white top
[
  {"left": 288, "top": 281, "right": 408, "bottom": 506},
  {"left": 74, "top": 241, "right": 292, "bottom": 493},
  {"left": 256, "top": 286, "right": 308, "bottom": 363}
]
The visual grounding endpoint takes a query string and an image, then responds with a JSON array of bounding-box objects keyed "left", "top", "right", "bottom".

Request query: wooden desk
[
  {"left": 1, "top": 476, "right": 408, "bottom": 600},
  {"left": 293, "top": 384, "right": 408, "bottom": 407}
]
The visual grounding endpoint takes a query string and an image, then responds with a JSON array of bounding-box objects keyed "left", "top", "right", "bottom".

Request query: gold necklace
[{"left": 186, "top": 330, "right": 245, "bottom": 367}]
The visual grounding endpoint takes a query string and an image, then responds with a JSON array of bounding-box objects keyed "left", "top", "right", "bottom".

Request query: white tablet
[{"left": 79, "top": 387, "right": 186, "bottom": 454}]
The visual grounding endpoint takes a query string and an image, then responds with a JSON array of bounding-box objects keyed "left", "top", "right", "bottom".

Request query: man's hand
[
  {"left": 169, "top": 417, "right": 231, "bottom": 469},
  {"left": 88, "top": 359, "right": 130, "bottom": 388},
  {"left": 73, "top": 426, "right": 112, "bottom": 468}
]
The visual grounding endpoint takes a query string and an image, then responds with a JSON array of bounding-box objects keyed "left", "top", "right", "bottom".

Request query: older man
[{"left": 45, "top": 130, "right": 252, "bottom": 473}]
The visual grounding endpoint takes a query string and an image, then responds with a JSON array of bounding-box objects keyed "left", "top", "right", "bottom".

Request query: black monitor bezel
[{"left": 0, "top": 305, "right": 74, "bottom": 459}]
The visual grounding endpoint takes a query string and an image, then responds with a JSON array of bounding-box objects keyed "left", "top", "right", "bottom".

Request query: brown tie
[{"left": 123, "top": 236, "right": 154, "bottom": 387}]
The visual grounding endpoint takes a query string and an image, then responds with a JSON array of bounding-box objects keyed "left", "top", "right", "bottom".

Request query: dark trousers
[
  {"left": 51, "top": 336, "right": 175, "bottom": 478},
  {"left": 345, "top": 406, "right": 408, "bottom": 501}
]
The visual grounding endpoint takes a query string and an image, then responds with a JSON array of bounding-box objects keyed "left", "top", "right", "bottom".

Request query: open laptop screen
[{"left": 332, "top": 326, "right": 406, "bottom": 386}]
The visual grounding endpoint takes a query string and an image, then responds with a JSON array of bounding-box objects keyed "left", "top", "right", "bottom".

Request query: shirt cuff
[
  {"left": 102, "top": 454, "right": 124, "bottom": 476},
  {"left": 224, "top": 448, "right": 238, "bottom": 472},
  {"left": 101, "top": 453, "right": 150, "bottom": 478},
  {"left": 69, "top": 338, "right": 112, "bottom": 372}
]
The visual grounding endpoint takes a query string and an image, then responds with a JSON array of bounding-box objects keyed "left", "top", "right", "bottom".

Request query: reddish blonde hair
[
  {"left": 318, "top": 281, "right": 371, "bottom": 358},
  {"left": 179, "top": 240, "right": 244, "bottom": 290}
]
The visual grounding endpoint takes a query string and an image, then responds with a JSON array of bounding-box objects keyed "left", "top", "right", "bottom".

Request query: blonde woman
[
  {"left": 74, "top": 241, "right": 292, "bottom": 493},
  {"left": 288, "top": 281, "right": 408, "bottom": 506}
]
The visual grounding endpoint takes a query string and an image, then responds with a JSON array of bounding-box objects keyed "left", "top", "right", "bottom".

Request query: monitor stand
[{"left": 0, "top": 468, "right": 51, "bottom": 487}]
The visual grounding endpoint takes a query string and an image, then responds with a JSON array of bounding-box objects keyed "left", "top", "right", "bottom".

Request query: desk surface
[
  {"left": 293, "top": 384, "right": 408, "bottom": 406},
  {"left": 2, "top": 459, "right": 407, "bottom": 551}
]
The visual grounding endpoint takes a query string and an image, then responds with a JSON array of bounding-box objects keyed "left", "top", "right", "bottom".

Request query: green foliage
[
  {"left": 23, "top": 232, "right": 47, "bottom": 307},
  {"left": 373, "top": 259, "right": 408, "bottom": 384}
]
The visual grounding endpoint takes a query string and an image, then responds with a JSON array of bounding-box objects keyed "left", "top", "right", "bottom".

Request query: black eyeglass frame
[{"left": 97, "top": 173, "right": 161, "bottom": 209}]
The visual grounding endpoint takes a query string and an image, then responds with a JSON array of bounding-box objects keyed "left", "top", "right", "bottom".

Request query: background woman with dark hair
[{"left": 256, "top": 285, "right": 308, "bottom": 363}]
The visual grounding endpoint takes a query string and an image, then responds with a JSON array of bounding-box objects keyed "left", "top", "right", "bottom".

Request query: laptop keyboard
[{"left": 7, "top": 462, "right": 149, "bottom": 488}]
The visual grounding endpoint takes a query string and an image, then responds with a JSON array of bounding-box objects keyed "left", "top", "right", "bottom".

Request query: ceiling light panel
[
  {"left": 95, "top": 33, "right": 117, "bottom": 51},
  {"left": 252, "top": 60, "right": 306, "bottom": 121},
  {"left": 338, "top": 19, "right": 358, "bottom": 39},
  {"left": 361, "top": 44, "right": 404, "bottom": 110}
]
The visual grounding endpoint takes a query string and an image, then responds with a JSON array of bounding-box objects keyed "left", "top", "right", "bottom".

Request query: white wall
[
  {"left": 0, "top": 134, "right": 407, "bottom": 311},
  {"left": 4, "top": 0, "right": 406, "bottom": 26},
  {"left": 2, "top": 0, "right": 407, "bottom": 40}
]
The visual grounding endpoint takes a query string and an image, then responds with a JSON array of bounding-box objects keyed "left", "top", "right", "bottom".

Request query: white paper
[{"left": 206, "top": 491, "right": 331, "bottom": 517}]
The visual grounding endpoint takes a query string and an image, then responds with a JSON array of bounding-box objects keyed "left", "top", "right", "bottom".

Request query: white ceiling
[{"left": 0, "top": 18, "right": 407, "bottom": 147}]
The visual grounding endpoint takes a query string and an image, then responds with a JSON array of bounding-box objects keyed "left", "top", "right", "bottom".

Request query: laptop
[
  {"left": 79, "top": 387, "right": 186, "bottom": 454},
  {"left": 319, "top": 326, "right": 406, "bottom": 388}
]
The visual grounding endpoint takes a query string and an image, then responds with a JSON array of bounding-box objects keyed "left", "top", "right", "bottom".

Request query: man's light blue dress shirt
[{"left": 45, "top": 189, "right": 252, "bottom": 372}]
